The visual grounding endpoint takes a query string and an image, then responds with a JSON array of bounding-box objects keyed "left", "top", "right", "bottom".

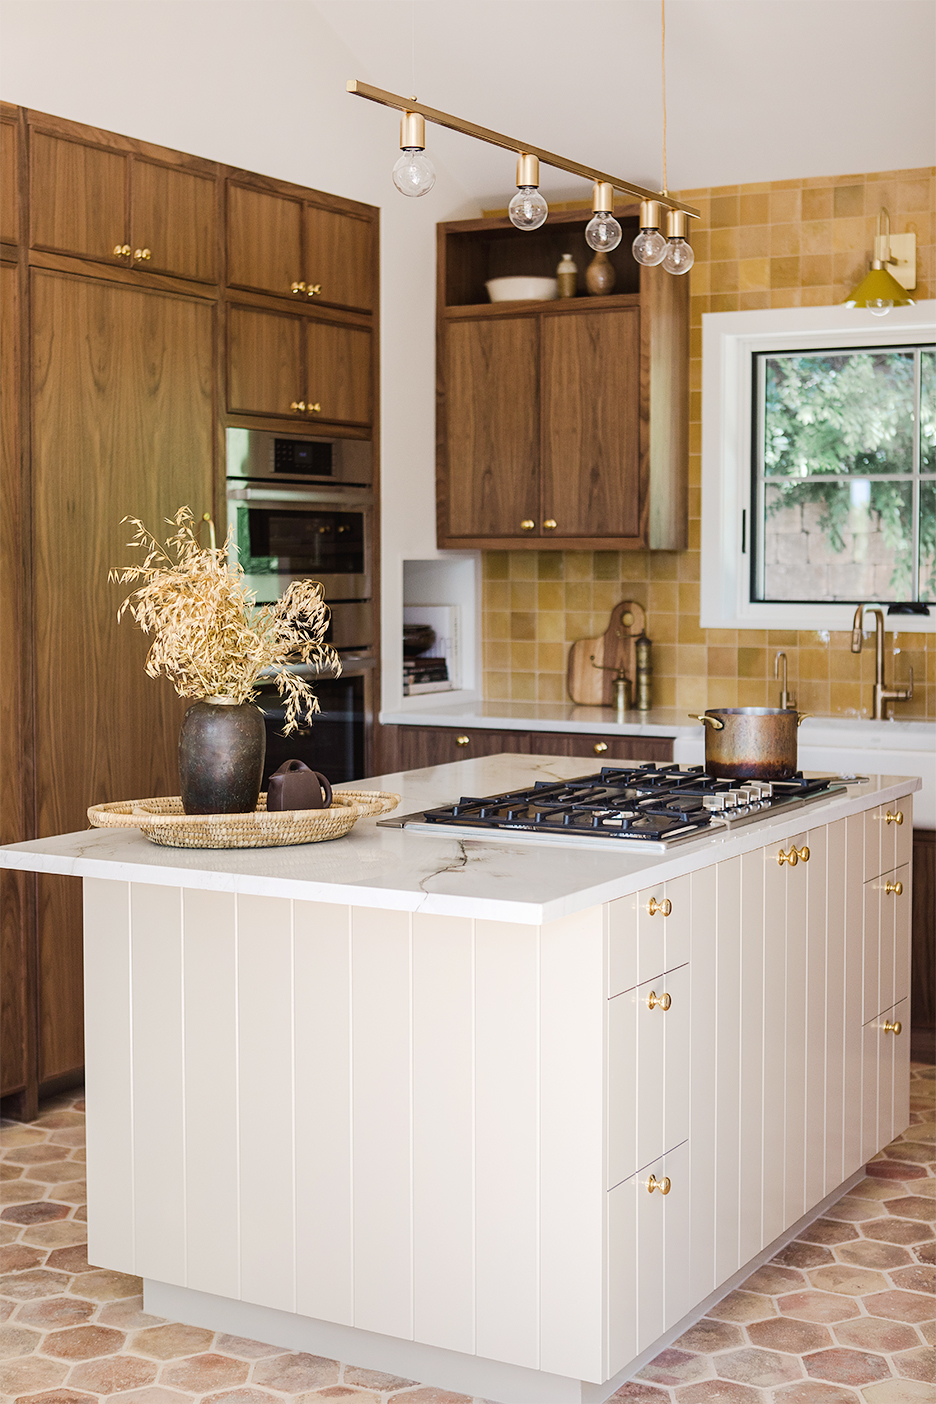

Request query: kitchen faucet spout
[{"left": 849, "top": 604, "right": 913, "bottom": 719}]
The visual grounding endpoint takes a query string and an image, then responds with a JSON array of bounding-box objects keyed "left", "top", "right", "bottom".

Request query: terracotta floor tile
[
  {"left": 912, "top": 1240, "right": 936, "bottom": 1264},
  {"left": 0, "top": 1352, "right": 69, "bottom": 1393},
  {"left": 214, "top": 1333, "right": 285, "bottom": 1360},
  {"left": 385, "top": 1392, "right": 474, "bottom": 1403},
  {"left": 44, "top": 1245, "right": 94, "bottom": 1274},
  {"left": 866, "top": 1160, "right": 927, "bottom": 1181},
  {"left": 129, "top": 1322, "right": 215, "bottom": 1360},
  {"left": 891, "top": 1142, "right": 936, "bottom": 1165},
  {"left": 0, "top": 1201, "right": 69, "bottom": 1225},
  {"left": 862, "top": 1288, "right": 934, "bottom": 1322},
  {"left": 798, "top": 1221, "right": 860, "bottom": 1246},
  {"left": 0, "top": 1267, "right": 70, "bottom": 1299},
  {"left": 0, "top": 1163, "right": 23, "bottom": 1180},
  {"left": 747, "top": 1318, "right": 831, "bottom": 1353},
  {"left": 833, "top": 1241, "right": 911, "bottom": 1270},
  {"left": 707, "top": 1290, "right": 778, "bottom": 1322},
  {"left": 44, "top": 1322, "right": 127, "bottom": 1359},
  {"left": 68, "top": 1352, "right": 160, "bottom": 1393},
  {"left": 311, "top": 1390, "right": 382, "bottom": 1402},
  {"left": 776, "top": 1292, "right": 860, "bottom": 1324},
  {"left": 16, "top": 1295, "right": 95, "bottom": 1328},
  {"left": 860, "top": 1218, "right": 933, "bottom": 1245},
  {"left": 805, "top": 1265, "right": 889, "bottom": 1295},
  {"left": 342, "top": 1365, "right": 420, "bottom": 1389},
  {"left": 249, "top": 1352, "right": 339, "bottom": 1392},
  {"left": 773, "top": 1243, "right": 835, "bottom": 1268},
  {"left": 0, "top": 1223, "right": 20, "bottom": 1243},
  {"left": 98, "top": 1295, "right": 167, "bottom": 1329},
  {"left": 0, "top": 1322, "right": 42, "bottom": 1357},
  {"left": 0, "top": 1179, "right": 45, "bottom": 1204},
  {"left": 893, "top": 1344, "right": 936, "bottom": 1381},
  {"left": 742, "top": 1265, "right": 806, "bottom": 1294},
  {"left": 70, "top": 1267, "right": 142, "bottom": 1301},
  {"left": 200, "top": 1391, "right": 284, "bottom": 1404},
  {"left": 716, "top": 1346, "right": 802, "bottom": 1386},
  {"left": 159, "top": 1352, "right": 250, "bottom": 1392},
  {"left": 2, "top": 1145, "right": 69, "bottom": 1165},
  {"left": 918, "top": 1319, "right": 936, "bottom": 1345},
  {"left": 637, "top": 1346, "right": 712, "bottom": 1385},
  {"left": 12, "top": 1390, "right": 97, "bottom": 1404},
  {"left": 0, "top": 1299, "right": 14, "bottom": 1322},
  {"left": 825, "top": 1198, "right": 881, "bottom": 1222},
  {"left": 105, "top": 1390, "right": 194, "bottom": 1404},
  {"left": 882, "top": 1196, "right": 936, "bottom": 1221},
  {"left": 888, "top": 1262, "right": 936, "bottom": 1293},
  {"left": 608, "top": 1384, "right": 671, "bottom": 1401},
  {"left": 861, "top": 1380, "right": 935, "bottom": 1402},
  {"left": 672, "top": 1319, "right": 745, "bottom": 1353},
  {"left": 846, "top": 1179, "right": 897, "bottom": 1201},
  {"left": 802, "top": 1347, "right": 889, "bottom": 1384},
  {"left": 0, "top": 1127, "right": 47, "bottom": 1149},
  {"left": 772, "top": 1384, "right": 861, "bottom": 1403},
  {"left": 0, "top": 1244, "right": 44, "bottom": 1273},
  {"left": 671, "top": 1381, "right": 762, "bottom": 1401},
  {"left": 33, "top": 1112, "right": 84, "bottom": 1130},
  {"left": 832, "top": 1317, "right": 921, "bottom": 1352}
]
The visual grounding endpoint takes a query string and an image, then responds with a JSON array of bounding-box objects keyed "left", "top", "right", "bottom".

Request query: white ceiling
[{"left": 316, "top": 0, "right": 936, "bottom": 202}]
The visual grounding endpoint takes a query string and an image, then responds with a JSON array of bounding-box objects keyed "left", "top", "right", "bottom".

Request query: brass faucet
[
  {"left": 850, "top": 605, "right": 913, "bottom": 719},
  {"left": 774, "top": 651, "right": 796, "bottom": 709}
]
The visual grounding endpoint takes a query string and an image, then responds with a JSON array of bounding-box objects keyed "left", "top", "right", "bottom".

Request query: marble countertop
[
  {"left": 380, "top": 701, "right": 699, "bottom": 738},
  {"left": 0, "top": 756, "right": 921, "bottom": 925}
]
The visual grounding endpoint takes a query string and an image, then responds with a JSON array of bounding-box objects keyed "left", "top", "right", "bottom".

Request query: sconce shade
[{"left": 845, "top": 264, "right": 914, "bottom": 308}]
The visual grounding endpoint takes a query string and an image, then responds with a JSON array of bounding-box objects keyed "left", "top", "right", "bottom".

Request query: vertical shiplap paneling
[
  {"left": 783, "top": 833, "right": 809, "bottom": 1229},
  {"left": 182, "top": 889, "right": 238, "bottom": 1297},
  {"left": 636, "top": 883, "right": 669, "bottom": 985},
  {"left": 608, "top": 988, "right": 637, "bottom": 1190},
  {"left": 738, "top": 848, "right": 765, "bottom": 1264},
  {"left": 130, "top": 882, "right": 185, "bottom": 1285},
  {"left": 662, "top": 963, "right": 690, "bottom": 1161},
  {"left": 893, "top": 866, "right": 912, "bottom": 1006},
  {"left": 824, "top": 820, "right": 847, "bottom": 1192},
  {"left": 688, "top": 864, "right": 717, "bottom": 1303},
  {"left": 351, "top": 906, "right": 413, "bottom": 1339},
  {"left": 842, "top": 815, "right": 865, "bottom": 1177},
  {"left": 475, "top": 920, "right": 539, "bottom": 1369},
  {"left": 714, "top": 857, "right": 741, "bottom": 1284},
  {"left": 761, "top": 839, "right": 787, "bottom": 1246},
  {"left": 608, "top": 889, "right": 639, "bottom": 997},
  {"left": 663, "top": 873, "right": 691, "bottom": 970},
  {"left": 861, "top": 1016, "right": 881, "bottom": 1163},
  {"left": 237, "top": 894, "right": 295, "bottom": 1313},
  {"left": 863, "top": 880, "right": 881, "bottom": 1024},
  {"left": 890, "top": 998, "right": 911, "bottom": 1140},
  {"left": 804, "top": 824, "right": 828, "bottom": 1210},
  {"left": 662, "top": 1139, "right": 692, "bottom": 1330},
  {"left": 606, "top": 1169, "right": 638, "bottom": 1377},
  {"left": 879, "top": 870, "right": 900, "bottom": 1016},
  {"left": 635, "top": 973, "right": 666, "bottom": 1174},
  {"left": 864, "top": 803, "right": 884, "bottom": 881},
  {"left": 879, "top": 802, "right": 898, "bottom": 878},
  {"left": 539, "top": 908, "right": 604, "bottom": 1382},
  {"left": 412, "top": 912, "right": 474, "bottom": 1354},
  {"left": 294, "top": 901, "right": 353, "bottom": 1326},
  {"left": 83, "top": 879, "right": 135, "bottom": 1273},
  {"left": 635, "top": 1155, "right": 666, "bottom": 1353}
]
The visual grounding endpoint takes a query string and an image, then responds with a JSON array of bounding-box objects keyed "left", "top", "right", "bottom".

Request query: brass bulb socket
[
  {"left": 639, "top": 198, "right": 664, "bottom": 231},
  {"left": 665, "top": 208, "right": 690, "bottom": 240},
  {"left": 516, "top": 152, "right": 540, "bottom": 188},
  {"left": 400, "top": 110, "right": 426, "bottom": 150},
  {"left": 592, "top": 181, "right": 615, "bottom": 214}
]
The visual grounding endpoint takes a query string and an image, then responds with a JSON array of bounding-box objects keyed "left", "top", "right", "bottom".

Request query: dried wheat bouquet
[{"left": 110, "top": 506, "right": 341, "bottom": 734}]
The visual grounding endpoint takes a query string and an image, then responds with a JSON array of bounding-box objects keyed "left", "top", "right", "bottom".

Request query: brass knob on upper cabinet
[
  {"left": 290, "top": 281, "right": 307, "bottom": 294},
  {"left": 883, "top": 1019, "right": 902, "bottom": 1035},
  {"left": 885, "top": 810, "right": 904, "bottom": 825},
  {"left": 647, "top": 1174, "right": 671, "bottom": 1195},
  {"left": 544, "top": 519, "right": 557, "bottom": 530},
  {"left": 884, "top": 879, "right": 903, "bottom": 896},
  {"left": 646, "top": 897, "right": 672, "bottom": 917},
  {"left": 455, "top": 735, "right": 470, "bottom": 747},
  {"left": 647, "top": 990, "right": 672, "bottom": 1011},
  {"left": 290, "top": 401, "right": 306, "bottom": 412},
  {"left": 798, "top": 846, "right": 810, "bottom": 863},
  {"left": 778, "top": 846, "right": 798, "bottom": 866},
  {"left": 306, "top": 283, "right": 322, "bottom": 296},
  {"left": 520, "top": 520, "right": 536, "bottom": 531},
  {"left": 113, "top": 243, "right": 131, "bottom": 256},
  {"left": 306, "top": 403, "right": 322, "bottom": 414},
  {"left": 594, "top": 741, "right": 609, "bottom": 754},
  {"left": 134, "top": 248, "right": 151, "bottom": 261}
]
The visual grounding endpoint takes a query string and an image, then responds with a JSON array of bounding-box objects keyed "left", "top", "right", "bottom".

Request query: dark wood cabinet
[
  {"left": 436, "top": 208, "right": 688, "bottom": 551},
  {"left": 383, "top": 725, "right": 674, "bottom": 772},
  {"left": 227, "top": 179, "right": 375, "bottom": 313},
  {"left": 531, "top": 731, "right": 674, "bottom": 763},
  {"left": 1, "top": 103, "right": 20, "bottom": 245},
  {"left": 131, "top": 158, "right": 218, "bottom": 282},
  {"left": 228, "top": 304, "right": 372, "bottom": 427},
  {"left": 30, "top": 128, "right": 127, "bottom": 266}
]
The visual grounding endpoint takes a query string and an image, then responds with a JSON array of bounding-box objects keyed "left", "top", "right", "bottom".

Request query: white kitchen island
[{"left": 0, "top": 755, "right": 920, "bottom": 1404}]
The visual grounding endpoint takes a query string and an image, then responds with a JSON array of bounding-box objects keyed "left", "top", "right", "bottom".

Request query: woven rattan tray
[{"left": 87, "top": 790, "right": 400, "bottom": 849}]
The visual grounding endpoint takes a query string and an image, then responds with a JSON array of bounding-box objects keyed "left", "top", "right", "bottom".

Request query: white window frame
[{"left": 700, "top": 300, "right": 936, "bottom": 634}]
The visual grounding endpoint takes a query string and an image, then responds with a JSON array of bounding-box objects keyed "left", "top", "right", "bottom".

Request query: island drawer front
[
  {"left": 609, "top": 964, "right": 689, "bottom": 1190},
  {"left": 862, "top": 863, "right": 911, "bottom": 1025},
  {"left": 531, "top": 732, "right": 674, "bottom": 764},
  {"left": 864, "top": 797, "right": 913, "bottom": 880},
  {"left": 607, "top": 1140, "right": 690, "bottom": 1377},
  {"left": 608, "top": 872, "right": 691, "bottom": 997},
  {"left": 861, "top": 997, "right": 910, "bottom": 1165}
]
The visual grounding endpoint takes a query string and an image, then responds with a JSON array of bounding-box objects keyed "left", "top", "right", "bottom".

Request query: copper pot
[{"left": 689, "top": 707, "right": 809, "bottom": 780}]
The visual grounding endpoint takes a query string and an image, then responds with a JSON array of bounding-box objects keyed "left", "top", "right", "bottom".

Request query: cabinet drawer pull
[
  {"left": 290, "top": 281, "right": 307, "bottom": 294},
  {"left": 883, "top": 1019, "right": 902, "bottom": 1035},
  {"left": 647, "top": 990, "right": 671, "bottom": 1011},
  {"left": 455, "top": 735, "right": 470, "bottom": 747},
  {"left": 594, "top": 741, "right": 609, "bottom": 754},
  {"left": 306, "top": 402, "right": 322, "bottom": 414},
  {"left": 646, "top": 896, "right": 671, "bottom": 917},
  {"left": 884, "top": 879, "right": 903, "bottom": 896},
  {"left": 306, "top": 283, "right": 322, "bottom": 296},
  {"left": 647, "top": 1174, "right": 671, "bottom": 1195},
  {"left": 520, "top": 519, "right": 536, "bottom": 531},
  {"left": 133, "top": 248, "right": 151, "bottom": 261},
  {"left": 290, "top": 401, "right": 307, "bottom": 412},
  {"left": 778, "top": 846, "right": 798, "bottom": 866},
  {"left": 885, "top": 810, "right": 903, "bottom": 825},
  {"left": 113, "top": 243, "right": 130, "bottom": 256},
  {"left": 544, "top": 518, "right": 557, "bottom": 530}
]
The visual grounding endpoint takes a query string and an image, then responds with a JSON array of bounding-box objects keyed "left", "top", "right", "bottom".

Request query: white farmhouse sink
[{"left": 674, "top": 716, "right": 935, "bottom": 828}]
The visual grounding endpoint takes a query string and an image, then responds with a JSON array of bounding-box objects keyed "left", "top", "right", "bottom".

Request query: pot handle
[
  {"left": 795, "top": 712, "right": 811, "bottom": 727},
  {"left": 689, "top": 713, "right": 725, "bottom": 730}
]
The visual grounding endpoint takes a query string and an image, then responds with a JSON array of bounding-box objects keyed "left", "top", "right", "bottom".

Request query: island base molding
[{"left": 144, "top": 1168, "right": 866, "bottom": 1404}]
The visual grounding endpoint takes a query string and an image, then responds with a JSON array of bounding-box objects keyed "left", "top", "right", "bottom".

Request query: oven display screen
[
  {"left": 273, "top": 439, "right": 333, "bottom": 476},
  {"left": 248, "top": 508, "right": 364, "bottom": 574}
]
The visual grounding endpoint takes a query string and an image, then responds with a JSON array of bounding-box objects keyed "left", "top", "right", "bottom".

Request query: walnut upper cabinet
[
  {"left": 1, "top": 105, "right": 19, "bottom": 245},
  {"left": 436, "top": 208, "right": 689, "bottom": 551},
  {"left": 28, "top": 120, "right": 218, "bottom": 282},
  {"left": 227, "top": 180, "right": 375, "bottom": 313},
  {"left": 227, "top": 304, "right": 372, "bottom": 427}
]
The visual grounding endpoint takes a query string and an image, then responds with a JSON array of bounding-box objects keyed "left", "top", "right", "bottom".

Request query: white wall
[{"left": 1, "top": 0, "right": 481, "bottom": 711}]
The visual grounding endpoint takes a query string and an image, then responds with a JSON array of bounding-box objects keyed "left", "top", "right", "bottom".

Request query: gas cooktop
[{"left": 378, "top": 764, "right": 849, "bottom": 851}]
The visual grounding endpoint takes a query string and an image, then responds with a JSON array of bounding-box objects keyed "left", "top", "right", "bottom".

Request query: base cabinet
[{"left": 382, "top": 725, "right": 674, "bottom": 772}]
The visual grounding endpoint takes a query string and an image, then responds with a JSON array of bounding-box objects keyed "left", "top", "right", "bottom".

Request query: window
[{"left": 701, "top": 302, "right": 936, "bottom": 633}]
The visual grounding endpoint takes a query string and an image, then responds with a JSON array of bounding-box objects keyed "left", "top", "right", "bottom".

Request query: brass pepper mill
[{"left": 635, "top": 633, "right": 652, "bottom": 711}]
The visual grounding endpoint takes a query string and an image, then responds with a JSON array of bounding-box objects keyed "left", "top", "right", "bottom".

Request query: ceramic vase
[
  {"left": 585, "top": 250, "right": 616, "bottom": 296},
  {"left": 178, "top": 696, "right": 266, "bottom": 815}
]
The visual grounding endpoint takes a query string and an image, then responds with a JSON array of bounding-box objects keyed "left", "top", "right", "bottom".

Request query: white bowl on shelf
[{"left": 485, "top": 276, "right": 558, "bottom": 303}]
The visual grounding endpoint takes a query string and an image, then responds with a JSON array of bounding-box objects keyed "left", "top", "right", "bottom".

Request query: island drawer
[
  {"left": 862, "top": 863, "right": 911, "bottom": 1025},
  {"left": 609, "top": 963, "right": 689, "bottom": 1189},
  {"left": 608, "top": 873, "right": 690, "bottom": 996},
  {"left": 864, "top": 797, "right": 913, "bottom": 880}
]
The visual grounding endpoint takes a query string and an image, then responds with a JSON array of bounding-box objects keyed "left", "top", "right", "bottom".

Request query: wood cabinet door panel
[
  {"left": 893, "top": 863, "right": 911, "bottom": 1006},
  {"left": 306, "top": 321, "right": 371, "bottom": 425},
  {"left": 783, "top": 830, "right": 808, "bottom": 1230},
  {"left": 31, "top": 131, "right": 127, "bottom": 263},
  {"left": 228, "top": 305, "right": 303, "bottom": 417},
  {"left": 531, "top": 732, "right": 674, "bottom": 764},
  {"left": 443, "top": 318, "right": 539, "bottom": 539},
  {"left": 305, "top": 205, "right": 374, "bottom": 312},
  {"left": 392, "top": 726, "right": 530, "bottom": 770},
  {"left": 1, "top": 114, "right": 18, "bottom": 244},
  {"left": 132, "top": 160, "right": 217, "bottom": 282},
  {"left": 227, "top": 183, "right": 303, "bottom": 297},
  {"left": 541, "top": 309, "right": 640, "bottom": 539},
  {"left": 30, "top": 270, "right": 214, "bottom": 1079}
]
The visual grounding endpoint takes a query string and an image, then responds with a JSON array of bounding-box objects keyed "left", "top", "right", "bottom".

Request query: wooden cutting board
[{"left": 567, "top": 600, "right": 646, "bottom": 706}]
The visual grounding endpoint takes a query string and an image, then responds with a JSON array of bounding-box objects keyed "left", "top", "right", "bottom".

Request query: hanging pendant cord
[{"left": 661, "top": 0, "right": 668, "bottom": 196}]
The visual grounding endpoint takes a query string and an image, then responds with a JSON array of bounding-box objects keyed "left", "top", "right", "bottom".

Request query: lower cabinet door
[
  {"left": 608, "top": 1140, "right": 691, "bottom": 1376},
  {"left": 861, "top": 997, "right": 910, "bottom": 1161},
  {"left": 609, "top": 964, "right": 689, "bottom": 1190}
]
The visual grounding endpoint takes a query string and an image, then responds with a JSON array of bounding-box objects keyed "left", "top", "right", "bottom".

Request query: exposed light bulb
[
  {"left": 508, "top": 153, "right": 548, "bottom": 231},
  {"left": 392, "top": 111, "right": 436, "bottom": 198},
  {"left": 662, "top": 208, "right": 694, "bottom": 275},
  {"left": 585, "top": 184, "right": 622, "bottom": 252},
  {"left": 867, "top": 299, "right": 893, "bottom": 317},
  {"left": 631, "top": 199, "right": 667, "bottom": 266}
]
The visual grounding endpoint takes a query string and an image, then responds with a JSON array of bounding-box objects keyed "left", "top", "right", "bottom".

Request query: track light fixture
[{"left": 508, "top": 154, "right": 548, "bottom": 231}]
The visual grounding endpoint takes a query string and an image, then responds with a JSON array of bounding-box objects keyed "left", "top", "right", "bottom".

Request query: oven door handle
[{"left": 227, "top": 485, "right": 373, "bottom": 506}]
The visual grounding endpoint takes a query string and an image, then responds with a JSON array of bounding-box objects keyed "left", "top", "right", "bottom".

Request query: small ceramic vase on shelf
[
  {"left": 178, "top": 696, "right": 266, "bottom": 814},
  {"left": 585, "top": 250, "right": 616, "bottom": 296},
  {"left": 556, "top": 252, "right": 578, "bottom": 298}
]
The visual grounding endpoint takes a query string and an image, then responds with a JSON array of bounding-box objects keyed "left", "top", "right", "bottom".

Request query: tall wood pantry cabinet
[
  {"left": 435, "top": 208, "right": 689, "bottom": 551},
  {"left": 0, "top": 104, "right": 379, "bottom": 1117}
]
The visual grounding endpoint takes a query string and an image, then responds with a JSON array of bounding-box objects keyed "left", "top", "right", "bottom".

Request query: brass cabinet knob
[
  {"left": 134, "top": 248, "right": 151, "bottom": 261},
  {"left": 647, "top": 990, "right": 672, "bottom": 1012},
  {"left": 884, "top": 879, "right": 903, "bottom": 896},
  {"left": 594, "top": 741, "right": 609, "bottom": 754},
  {"left": 646, "top": 896, "right": 672, "bottom": 917},
  {"left": 455, "top": 735, "right": 470, "bottom": 747},
  {"left": 885, "top": 810, "right": 903, "bottom": 826},
  {"left": 778, "top": 846, "right": 798, "bottom": 866},
  {"left": 544, "top": 519, "right": 557, "bottom": 530},
  {"left": 647, "top": 1174, "right": 671, "bottom": 1195},
  {"left": 290, "top": 281, "right": 307, "bottom": 294},
  {"left": 306, "top": 283, "right": 322, "bottom": 296},
  {"left": 883, "top": 1019, "right": 902, "bottom": 1035},
  {"left": 306, "top": 402, "right": 321, "bottom": 414},
  {"left": 290, "top": 400, "right": 306, "bottom": 412},
  {"left": 798, "top": 846, "right": 810, "bottom": 863},
  {"left": 520, "top": 519, "right": 536, "bottom": 531},
  {"left": 113, "top": 243, "right": 131, "bottom": 256}
]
